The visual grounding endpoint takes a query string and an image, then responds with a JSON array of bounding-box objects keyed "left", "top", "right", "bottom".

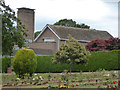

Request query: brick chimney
[{"left": 17, "top": 7, "right": 35, "bottom": 43}]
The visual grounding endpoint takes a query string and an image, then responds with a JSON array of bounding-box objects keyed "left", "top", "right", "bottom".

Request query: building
[
  {"left": 15, "top": 7, "right": 113, "bottom": 55},
  {"left": 17, "top": 7, "right": 35, "bottom": 42}
]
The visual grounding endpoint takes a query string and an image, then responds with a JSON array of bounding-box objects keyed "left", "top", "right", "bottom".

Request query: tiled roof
[{"left": 48, "top": 24, "right": 113, "bottom": 41}]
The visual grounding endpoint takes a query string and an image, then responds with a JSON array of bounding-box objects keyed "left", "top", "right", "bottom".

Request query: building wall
[
  {"left": 36, "top": 27, "right": 59, "bottom": 43},
  {"left": 35, "top": 27, "right": 60, "bottom": 50},
  {"left": 27, "top": 26, "right": 88, "bottom": 55},
  {"left": 59, "top": 40, "right": 66, "bottom": 46},
  {"left": 59, "top": 40, "right": 87, "bottom": 46},
  {"left": 17, "top": 8, "right": 35, "bottom": 42},
  {"left": 79, "top": 42, "right": 87, "bottom": 46},
  {"left": 27, "top": 42, "right": 57, "bottom": 53}
]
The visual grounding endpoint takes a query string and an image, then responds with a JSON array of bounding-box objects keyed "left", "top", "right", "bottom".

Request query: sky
[{"left": 5, "top": 0, "right": 119, "bottom": 37}]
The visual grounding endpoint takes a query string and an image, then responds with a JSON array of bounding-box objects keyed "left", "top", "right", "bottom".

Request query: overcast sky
[{"left": 5, "top": 0, "right": 119, "bottom": 37}]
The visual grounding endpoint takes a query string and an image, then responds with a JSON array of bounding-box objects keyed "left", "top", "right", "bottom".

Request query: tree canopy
[
  {"left": 54, "top": 19, "right": 90, "bottom": 29},
  {"left": 0, "top": 1, "right": 27, "bottom": 55},
  {"left": 52, "top": 35, "right": 90, "bottom": 73},
  {"left": 86, "top": 38, "right": 120, "bottom": 52}
]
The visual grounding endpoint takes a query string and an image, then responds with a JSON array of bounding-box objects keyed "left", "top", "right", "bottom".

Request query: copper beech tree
[{"left": 86, "top": 38, "right": 120, "bottom": 52}]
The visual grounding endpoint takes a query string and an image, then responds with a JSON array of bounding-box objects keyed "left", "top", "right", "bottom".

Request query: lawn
[{"left": 2, "top": 70, "right": 119, "bottom": 89}]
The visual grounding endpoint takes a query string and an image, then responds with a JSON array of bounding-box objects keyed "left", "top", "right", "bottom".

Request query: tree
[
  {"left": 105, "top": 38, "right": 120, "bottom": 50},
  {"left": 0, "top": 1, "right": 27, "bottom": 55},
  {"left": 86, "top": 38, "right": 120, "bottom": 52},
  {"left": 54, "top": 19, "right": 90, "bottom": 29},
  {"left": 76, "top": 23, "right": 90, "bottom": 29},
  {"left": 52, "top": 35, "right": 90, "bottom": 74},
  {"left": 34, "top": 31, "right": 41, "bottom": 39},
  {"left": 86, "top": 38, "right": 106, "bottom": 52},
  {"left": 13, "top": 48, "right": 37, "bottom": 77}
]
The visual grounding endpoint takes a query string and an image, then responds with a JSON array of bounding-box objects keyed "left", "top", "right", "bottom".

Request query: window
[
  {"left": 25, "top": 39, "right": 32, "bottom": 43},
  {"left": 44, "top": 38, "right": 55, "bottom": 42}
]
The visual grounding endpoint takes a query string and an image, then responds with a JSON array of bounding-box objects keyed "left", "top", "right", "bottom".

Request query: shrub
[
  {"left": 36, "top": 55, "right": 69, "bottom": 73},
  {"left": 86, "top": 38, "right": 120, "bottom": 52},
  {"left": 1, "top": 57, "right": 12, "bottom": 73},
  {"left": 35, "top": 50, "right": 119, "bottom": 72},
  {"left": 52, "top": 35, "right": 90, "bottom": 73},
  {"left": 85, "top": 50, "right": 119, "bottom": 71},
  {"left": 13, "top": 48, "right": 37, "bottom": 76}
]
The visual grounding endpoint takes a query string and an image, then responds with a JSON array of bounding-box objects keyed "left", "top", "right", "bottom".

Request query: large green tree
[
  {"left": 0, "top": 1, "right": 27, "bottom": 55},
  {"left": 54, "top": 19, "right": 90, "bottom": 29},
  {"left": 52, "top": 35, "right": 90, "bottom": 73}
]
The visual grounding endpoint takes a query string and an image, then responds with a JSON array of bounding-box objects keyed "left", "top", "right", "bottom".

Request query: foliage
[
  {"left": 86, "top": 38, "right": 106, "bottom": 52},
  {"left": 86, "top": 38, "right": 120, "bottom": 52},
  {"left": 86, "top": 50, "right": 119, "bottom": 71},
  {"left": 52, "top": 35, "right": 90, "bottom": 65},
  {"left": 34, "top": 31, "right": 41, "bottom": 39},
  {"left": 35, "top": 50, "right": 119, "bottom": 73},
  {"left": 105, "top": 38, "right": 120, "bottom": 50},
  {"left": 13, "top": 48, "right": 37, "bottom": 76},
  {"left": 52, "top": 35, "right": 90, "bottom": 73},
  {"left": 2, "top": 57, "right": 12, "bottom": 73},
  {"left": 35, "top": 55, "right": 66, "bottom": 73},
  {"left": 54, "top": 19, "right": 90, "bottom": 29},
  {"left": 0, "top": 1, "right": 27, "bottom": 55}
]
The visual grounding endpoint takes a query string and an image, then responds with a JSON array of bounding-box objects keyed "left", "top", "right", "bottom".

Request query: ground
[{"left": 2, "top": 70, "right": 119, "bottom": 89}]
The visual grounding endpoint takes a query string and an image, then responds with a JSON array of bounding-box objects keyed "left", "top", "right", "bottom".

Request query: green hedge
[
  {"left": 36, "top": 55, "right": 69, "bottom": 72},
  {"left": 1, "top": 50, "right": 119, "bottom": 73},
  {"left": 36, "top": 50, "right": 119, "bottom": 72},
  {"left": 2, "top": 57, "right": 12, "bottom": 73}
]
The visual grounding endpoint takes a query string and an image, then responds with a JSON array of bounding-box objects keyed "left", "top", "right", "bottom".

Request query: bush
[
  {"left": 2, "top": 57, "right": 12, "bottom": 73},
  {"left": 83, "top": 50, "right": 119, "bottom": 71},
  {"left": 35, "top": 50, "right": 119, "bottom": 72},
  {"left": 36, "top": 55, "right": 70, "bottom": 73},
  {"left": 86, "top": 38, "right": 120, "bottom": 52},
  {"left": 13, "top": 48, "right": 37, "bottom": 76}
]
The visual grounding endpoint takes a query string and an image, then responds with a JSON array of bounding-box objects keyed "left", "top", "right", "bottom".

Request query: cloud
[
  {"left": 35, "top": 0, "right": 110, "bottom": 21},
  {"left": 5, "top": 0, "right": 118, "bottom": 37},
  {"left": 6, "top": 0, "right": 110, "bottom": 20}
]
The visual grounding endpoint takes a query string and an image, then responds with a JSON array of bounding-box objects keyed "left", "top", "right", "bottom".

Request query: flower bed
[{"left": 2, "top": 70, "right": 119, "bottom": 89}]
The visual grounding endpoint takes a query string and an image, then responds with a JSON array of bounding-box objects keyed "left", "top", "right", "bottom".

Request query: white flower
[
  {"left": 33, "top": 78, "right": 35, "bottom": 80},
  {"left": 34, "top": 73, "right": 37, "bottom": 76},
  {"left": 16, "top": 78, "right": 20, "bottom": 80},
  {"left": 39, "top": 76, "right": 42, "bottom": 79}
]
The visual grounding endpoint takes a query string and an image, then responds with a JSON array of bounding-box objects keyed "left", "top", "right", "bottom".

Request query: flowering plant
[
  {"left": 105, "top": 80, "right": 119, "bottom": 89},
  {"left": 48, "top": 75, "right": 51, "bottom": 81}
]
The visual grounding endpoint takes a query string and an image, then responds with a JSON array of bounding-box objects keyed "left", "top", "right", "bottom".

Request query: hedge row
[
  {"left": 1, "top": 50, "right": 119, "bottom": 73},
  {"left": 35, "top": 50, "right": 119, "bottom": 72},
  {"left": 1, "top": 57, "right": 12, "bottom": 73}
]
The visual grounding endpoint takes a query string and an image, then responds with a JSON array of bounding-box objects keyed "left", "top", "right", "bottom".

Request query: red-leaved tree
[
  {"left": 86, "top": 38, "right": 120, "bottom": 52},
  {"left": 105, "top": 38, "right": 120, "bottom": 50}
]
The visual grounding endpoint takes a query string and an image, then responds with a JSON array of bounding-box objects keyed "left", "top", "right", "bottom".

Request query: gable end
[{"left": 34, "top": 24, "right": 61, "bottom": 42}]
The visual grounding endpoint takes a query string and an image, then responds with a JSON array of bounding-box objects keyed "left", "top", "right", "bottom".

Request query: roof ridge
[{"left": 48, "top": 24, "right": 107, "bottom": 32}]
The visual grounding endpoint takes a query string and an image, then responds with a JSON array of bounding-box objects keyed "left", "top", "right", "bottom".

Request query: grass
[{"left": 2, "top": 70, "right": 119, "bottom": 89}]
